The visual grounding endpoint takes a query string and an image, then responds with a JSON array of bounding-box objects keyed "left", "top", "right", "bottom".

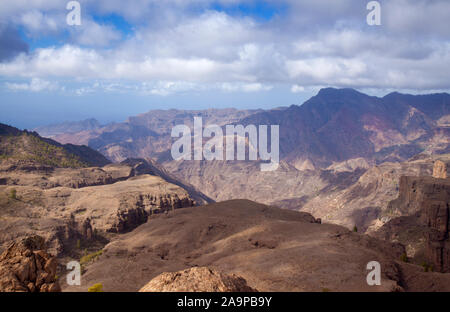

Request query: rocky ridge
[{"left": 0, "top": 159, "right": 202, "bottom": 257}]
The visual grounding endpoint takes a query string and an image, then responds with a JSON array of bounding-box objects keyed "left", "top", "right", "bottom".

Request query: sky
[{"left": 0, "top": 0, "right": 450, "bottom": 128}]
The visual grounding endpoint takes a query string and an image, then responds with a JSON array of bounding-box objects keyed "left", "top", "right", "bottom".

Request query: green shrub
[
  {"left": 88, "top": 283, "right": 103, "bottom": 292},
  {"left": 400, "top": 253, "right": 408, "bottom": 263},
  {"left": 80, "top": 250, "right": 103, "bottom": 266},
  {"left": 353, "top": 225, "right": 358, "bottom": 232},
  {"left": 9, "top": 189, "right": 17, "bottom": 200}
]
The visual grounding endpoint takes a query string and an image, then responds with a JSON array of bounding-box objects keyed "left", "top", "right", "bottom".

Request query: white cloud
[
  {"left": 220, "top": 82, "right": 273, "bottom": 93},
  {"left": 6, "top": 78, "right": 60, "bottom": 92},
  {"left": 0, "top": 0, "right": 449, "bottom": 94},
  {"left": 71, "top": 19, "right": 122, "bottom": 47},
  {"left": 291, "top": 85, "right": 304, "bottom": 93},
  {"left": 19, "top": 10, "right": 59, "bottom": 33}
]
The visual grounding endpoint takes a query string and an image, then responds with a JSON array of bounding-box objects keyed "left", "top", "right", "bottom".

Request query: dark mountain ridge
[{"left": 238, "top": 88, "right": 449, "bottom": 168}]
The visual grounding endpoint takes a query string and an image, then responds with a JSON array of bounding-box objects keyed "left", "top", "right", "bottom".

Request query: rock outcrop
[
  {"left": 387, "top": 176, "right": 450, "bottom": 216},
  {"left": 433, "top": 160, "right": 448, "bottom": 179},
  {"left": 385, "top": 174, "right": 450, "bottom": 272},
  {"left": 425, "top": 200, "right": 450, "bottom": 272},
  {"left": 0, "top": 236, "right": 60, "bottom": 292},
  {"left": 110, "top": 193, "right": 195, "bottom": 233},
  {"left": 139, "top": 267, "right": 256, "bottom": 292}
]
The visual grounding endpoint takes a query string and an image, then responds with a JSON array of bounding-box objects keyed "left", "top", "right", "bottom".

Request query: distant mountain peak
[{"left": 316, "top": 87, "right": 366, "bottom": 97}]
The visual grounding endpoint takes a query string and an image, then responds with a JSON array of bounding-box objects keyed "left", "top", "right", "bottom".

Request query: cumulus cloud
[{"left": 0, "top": 0, "right": 449, "bottom": 94}]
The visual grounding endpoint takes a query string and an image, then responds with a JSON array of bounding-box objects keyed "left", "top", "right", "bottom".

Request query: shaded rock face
[
  {"left": 62, "top": 215, "right": 94, "bottom": 241},
  {"left": 109, "top": 193, "right": 195, "bottom": 233},
  {"left": 387, "top": 175, "right": 450, "bottom": 272},
  {"left": 111, "top": 206, "right": 147, "bottom": 234},
  {"left": 425, "top": 200, "right": 450, "bottom": 272},
  {"left": 0, "top": 236, "right": 60, "bottom": 292},
  {"left": 52, "top": 215, "right": 96, "bottom": 254},
  {"left": 388, "top": 176, "right": 450, "bottom": 216},
  {"left": 139, "top": 267, "right": 256, "bottom": 292},
  {"left": 433, "top": 160, "right": 448, "bottom": 179},
  {"left": 372, "top": 214, "right": 429, "bottom": 262}
]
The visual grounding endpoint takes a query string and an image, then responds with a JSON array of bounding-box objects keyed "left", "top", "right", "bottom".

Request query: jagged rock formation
[
  {"left": 0, "top": 236, "right": 60, "bottom": 292},
  {"left": 139, "top": 267, "right": 257, "bottom": 292}
]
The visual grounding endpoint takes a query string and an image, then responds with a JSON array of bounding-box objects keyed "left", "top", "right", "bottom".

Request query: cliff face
[
  {"left": 425, "top": 200, "right": 450, "bottom": 272},
  {"left": 384, "top": 161, "right": 450, "bottom": 272},
  {"left": 388, "top": 176, "right": 450, "bottom": 216}
]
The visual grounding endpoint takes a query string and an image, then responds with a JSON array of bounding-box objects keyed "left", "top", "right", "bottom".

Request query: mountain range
[
  {"left": 35, "top": 88, "right": 449, "bottom": 230},
  {"left": 42, "top": 88, "right": 450, "bottom": 168},
  {"left": 1, "top": 88, "right": 448, "bottom": 292}
]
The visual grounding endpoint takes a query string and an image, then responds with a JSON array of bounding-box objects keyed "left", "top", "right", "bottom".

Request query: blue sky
[{"left": 0, "top": 0, "right": 450, "bottom": 128}]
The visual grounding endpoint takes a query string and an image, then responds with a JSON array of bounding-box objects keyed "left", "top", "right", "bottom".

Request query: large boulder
[
  {"left": 0, "top": 236, "right": 61, "bottom": 292},
  {"left": 139, "top": 267, "right": 257, "bottom": 292}
]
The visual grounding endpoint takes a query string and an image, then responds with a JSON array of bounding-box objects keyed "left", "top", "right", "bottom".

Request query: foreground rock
[
  {"left": 0, "top": 236, "right": 60, "bottom": 292},
  {"left": 139, "top": 267, "right": 256, "bottom": 292}
]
